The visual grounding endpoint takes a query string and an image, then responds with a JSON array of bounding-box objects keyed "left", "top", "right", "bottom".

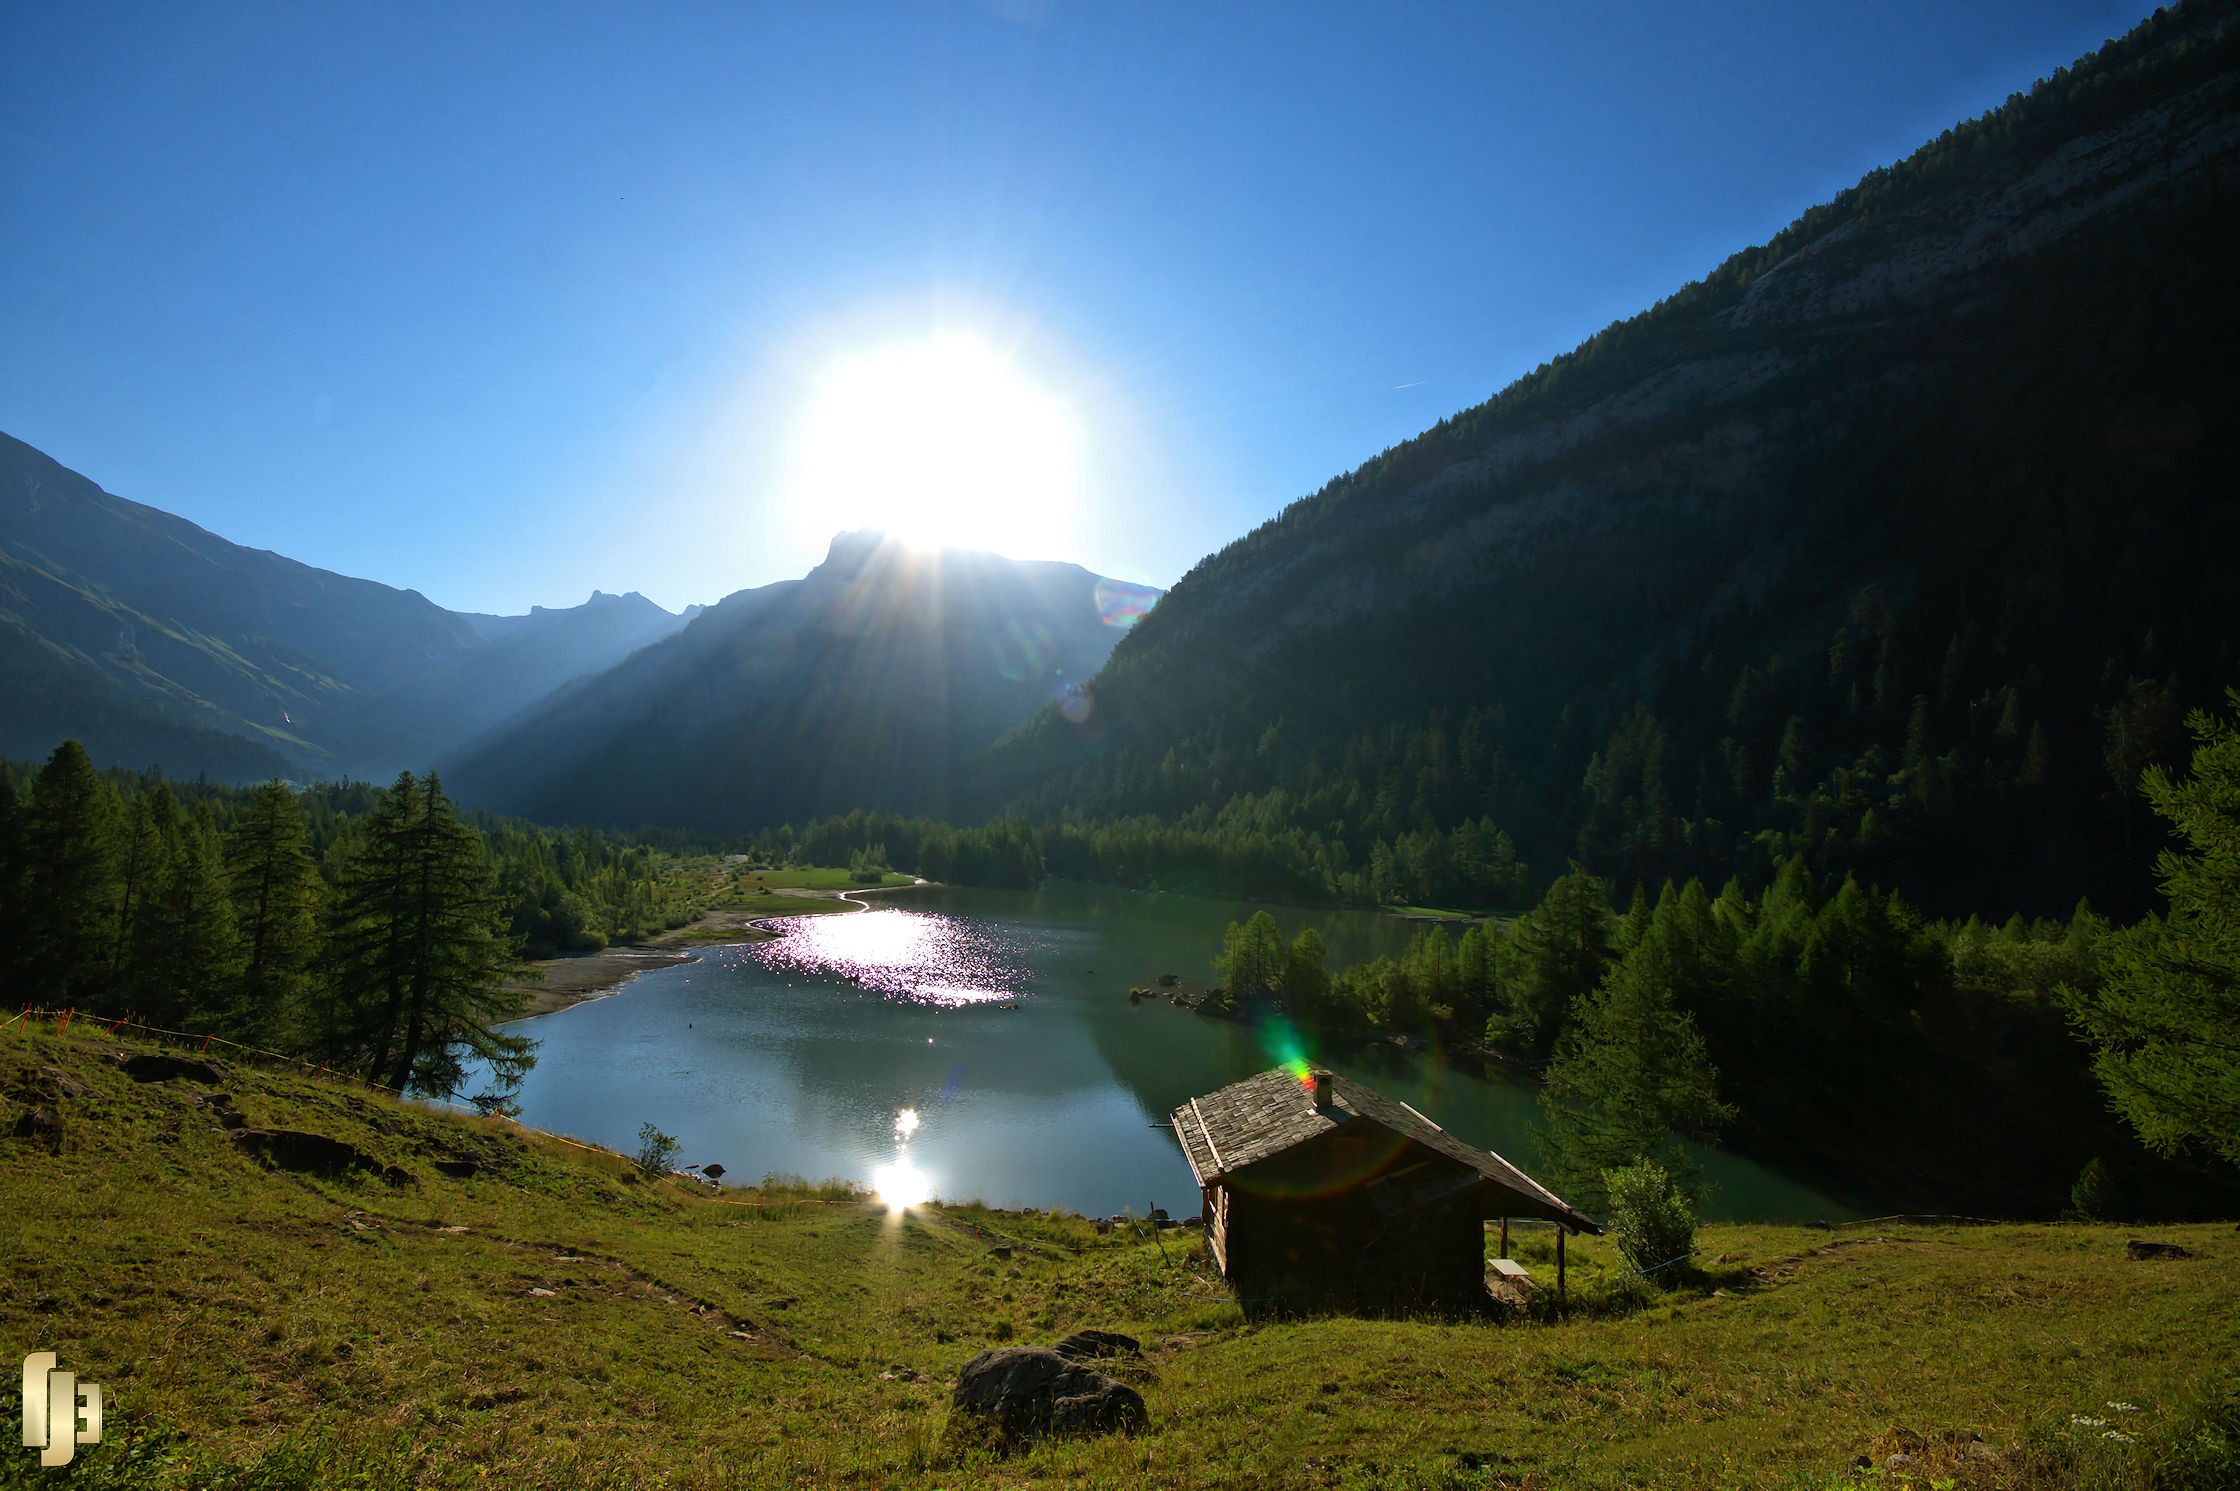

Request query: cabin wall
[{"left": 1216, "top": 1190, "right": 1487, "bottom": 1312}]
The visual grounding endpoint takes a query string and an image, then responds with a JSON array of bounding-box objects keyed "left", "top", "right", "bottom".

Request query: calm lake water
[{"left": 490, "top": 881, "right": 1846, "bottom": 1222}]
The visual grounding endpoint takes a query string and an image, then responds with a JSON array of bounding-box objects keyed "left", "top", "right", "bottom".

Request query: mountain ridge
[
  {"left": 970, "top": 0, "right": 2240, "bottom": 921},
  {"left": 443, "top": 532, "right": 1160, "bottom": 833},
  {"left": 0, "top": 431, "right": 693, "bottom": 781}
]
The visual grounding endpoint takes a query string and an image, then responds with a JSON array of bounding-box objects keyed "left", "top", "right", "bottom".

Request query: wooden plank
[{"left": 1190, "top": 1098, "right": 1226, "bottom": 1175}]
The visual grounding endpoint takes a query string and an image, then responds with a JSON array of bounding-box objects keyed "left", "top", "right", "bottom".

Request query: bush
[
  {"left": 1603, "top": 1159, "right": 1697, "bottom": 1286},
  {"left": 2070, "top": 1155, "right": 2133, "bottom": 1222},
  {"left": 634, "top": 1122, "right": 680, "bottom": 1179}
]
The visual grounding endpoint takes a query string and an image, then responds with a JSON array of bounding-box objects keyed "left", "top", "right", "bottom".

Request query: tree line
[
  {"left": 1201, "top": 689, "right": 2240, "bottom": 1219},
  {"left": 0, "top": 744, "right": 706, "bottom": 1102}
]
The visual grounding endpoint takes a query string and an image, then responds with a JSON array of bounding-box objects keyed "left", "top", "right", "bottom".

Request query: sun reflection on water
[
  {"left": 736, "top": 908, "right": 1031, "bottom": 1007},
  {"left": 873, "top": 1157, "right": 932, "bottom": 1211}
]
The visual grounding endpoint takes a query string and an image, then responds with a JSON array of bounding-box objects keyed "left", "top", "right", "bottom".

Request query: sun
[{"left": 789, "top": 333, "right": 1085, "bottom": 558}]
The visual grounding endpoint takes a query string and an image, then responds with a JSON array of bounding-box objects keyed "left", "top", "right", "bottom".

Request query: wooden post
[
  {"left": 1557, "top": 1228, "right": 1567, "bottom": 1300},
  {"left": 1499, "top": 1217, "right": 1509, "bottom": 1258}
]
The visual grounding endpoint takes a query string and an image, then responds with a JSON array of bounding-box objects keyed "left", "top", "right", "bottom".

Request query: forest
[
  {"left": 968, "top": 2, "right": 2240, "bottom": 928},
  {"left": 1191, "top": 688, "right": 2240, "bottom": 1220},
  {"left": 0, "top": 744, "right": 710, "bottom": 1102}
]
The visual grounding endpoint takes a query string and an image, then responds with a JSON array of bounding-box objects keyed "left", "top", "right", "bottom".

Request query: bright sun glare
[
  {"left": 790, "top": 333, "right": 1085, "bottom": 558},
  {"left": 873, "top": 1158, "right": 932, "bottom": 1211}
]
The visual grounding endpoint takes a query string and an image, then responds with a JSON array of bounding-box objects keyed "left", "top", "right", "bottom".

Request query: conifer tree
[
  {"left": 110, "top": 788, "right": 173, "bottom": 993},
  {"left": 226, "top": 780, "right": 321, "bottom": 1040},
  {"left": 0, "top": 776, "right": 28, "bottom": 1005},
  {"left": 2067, "top": 687, "right": 2240, "bottom": 1166},
  {"left": 1214, "top": 910, "right": 1287, "bottom": 1008},
  {"left": 136, "top": 805, "right": 240, "bottom": 1028},
  {"left": 20, "top": 741, "right": 121, "bottom": 1006},
  {"left": 1490, "top": 865, "right": 1613, "bottom": 1060},
  {"left": 1535, "top": 945, "right": 1735, "bottom": 1212},
  {"left": 327, "top": 772, "right": 532, "bottom": 1097}
]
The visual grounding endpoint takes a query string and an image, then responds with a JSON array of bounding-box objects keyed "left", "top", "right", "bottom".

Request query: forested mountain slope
[
  {"left": 0, "top": 433, "right": 690, "bottom": 779},
  {"left": 975, "top": 2, "right": 2240, "bottom": 920},
  {"left": 444, "top": 532, "right": 1158, "bottom": 833}
]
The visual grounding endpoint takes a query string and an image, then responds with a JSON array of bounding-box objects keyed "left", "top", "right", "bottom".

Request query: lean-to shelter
[{"left": 1170, "top": 1066, "right": 1600, "bottom": 1311}]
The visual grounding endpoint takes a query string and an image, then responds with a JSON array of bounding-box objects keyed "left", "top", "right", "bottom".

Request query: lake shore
[{"left": 509, "top": 880, "right": 929, "bottom": 1018}]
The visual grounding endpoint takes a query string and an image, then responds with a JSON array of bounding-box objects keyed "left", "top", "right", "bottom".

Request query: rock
[
  {"left": 2125, "top": 1239, "right": 2192, "bottom": 1260},
  {"left": 110, "top": 1051, "right": 225, "bottom": 1084},
  {"left": 10, "top": 1104, "right": 63, "bottom": 1145},
  {"left": 433, "top": 1159, "right": 481, "bottom": 1179},
  {"left": 1884, "top": 1452, "right": 1917, "bottom": 1471},
  {"left": 234, "top": 1128, "right": 411, "bottom": 1186},
  {"left": 952, "top": 1346, "right": 1146, "bottom": 1442},
  {"left": 1051, "top": 1329, "right": 1142, "bottom": 1363},
  {"left": 1156, "top": 974, "right": 1179, "bottom": 987}
]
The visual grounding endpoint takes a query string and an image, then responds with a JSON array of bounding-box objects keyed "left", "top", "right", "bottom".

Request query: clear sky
[{"left": 0, "top": 1, "right": 2155, "bottom": 616}]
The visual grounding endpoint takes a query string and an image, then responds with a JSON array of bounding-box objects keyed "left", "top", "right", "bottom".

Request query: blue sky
[{"left": 0, "top": 1, "right": 2154, "bottom": 615}]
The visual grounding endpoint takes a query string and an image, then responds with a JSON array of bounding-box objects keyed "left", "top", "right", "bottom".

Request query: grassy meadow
[{"left": 3, "top": 1024, "right": 2235, "bottom": 1490}]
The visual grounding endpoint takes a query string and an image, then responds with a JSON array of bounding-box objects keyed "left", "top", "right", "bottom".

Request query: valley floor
[{"left": 4, "top": 1027, "right": 2235, "bottom": 1490}]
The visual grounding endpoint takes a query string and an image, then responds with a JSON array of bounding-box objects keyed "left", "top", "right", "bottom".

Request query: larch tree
[
  {"left": 19, "top": 741, "right": 120, "bottom": 1006},
  {"left": 2067, "top": 686, "right": 2240, "bottom": 1167},
  {"left": 327, "top": 772, "right": 533, "bottom": 1099},
  {"left": 1535, "top": 938, "right": 1735, "bottom": 1214},
  {"left": 226, "top": 779, "right": 322, "bottom": 1041}
]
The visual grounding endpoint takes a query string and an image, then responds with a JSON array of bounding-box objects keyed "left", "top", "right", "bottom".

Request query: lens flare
[
  {"left": 1093, "top": 577, "right": 1159, "bottom": 629},
  {"left": 894, "top": 1107, "right": 921, "bottom": 1140},
  {"left": 1055, "top": 681, "right": 1094, "bottom": 724}
]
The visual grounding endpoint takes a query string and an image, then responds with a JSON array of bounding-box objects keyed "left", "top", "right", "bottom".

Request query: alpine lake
[{"left": 488, "top": 880, "right": 1847, "bottom": 1223}]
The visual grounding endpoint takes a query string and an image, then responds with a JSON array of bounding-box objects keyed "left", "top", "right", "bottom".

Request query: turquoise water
[{"left": 489, "top": 880, "right": 1846, "bottom": 1222}]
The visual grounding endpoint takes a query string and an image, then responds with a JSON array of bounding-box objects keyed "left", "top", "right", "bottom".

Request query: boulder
[
  {"left": 1051, "top": 1329, "right": 1141, "bottom": 1363},
  {"left": 110, "top": 1051, "right": 225, "bottom": 1084},
  {"left": 952, "top": 1346, "right": 1146, "bottom": 1441},
  {"left": 234, "top": 1128, "right": 411, "bottom": 1186},
  {"left": 2125, "top": 1239, "right": 2192, "bottom": 1260}
]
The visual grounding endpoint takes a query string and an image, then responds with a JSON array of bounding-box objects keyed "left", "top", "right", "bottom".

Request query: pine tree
[
  {"left": 1285, "top": 927, "right": 1331, "bottom": 1013},
  {"left": 0, "top": 777, "right": 25, "bottom": 1005},
  {"left": 110, "top": 789, "right": 173, "bottom": 994},
  {"left": 1214, "top": 910, "right": 1287, "bottom": 1008},
  {"left": 136, "top": 805, "right": 240, "bottom": 1028},
  {"left": 1491, "top": 866, "right": 1613, "bottom": 1060},
  {"left": 19, "top": 741, "right": 121, "bottom": 1006},
  {"left": 2066, "top": 687, "right": 2240, "bottom": 1166},
  {"left": 226, "top": 780, "right": 322, "bottom": 1040},
  {"left": 327, "top": 772, "right": 532, "bottom": 1097},
  {"left": 1535, "top": 950, "right": 1735, "bottom": 1213}
]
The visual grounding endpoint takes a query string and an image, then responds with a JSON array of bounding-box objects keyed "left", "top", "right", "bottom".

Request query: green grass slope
[{"left": 3, "top": 1028, "right": 2234, "bottom": 1489}]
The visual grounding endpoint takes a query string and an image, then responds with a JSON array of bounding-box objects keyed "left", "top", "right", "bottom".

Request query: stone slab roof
[{"left": 1170, "top": 1066, "right": 1601, "bottom": 1234}]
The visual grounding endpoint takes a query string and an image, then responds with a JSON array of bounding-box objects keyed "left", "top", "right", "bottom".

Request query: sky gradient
[{"left": 0, "top": 1, "right": 2156, "bottom": 615}]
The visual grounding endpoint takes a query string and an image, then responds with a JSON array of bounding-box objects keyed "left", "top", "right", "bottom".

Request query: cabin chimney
[{"left": 1310, "top": 1068, "right": 1336, "bottom": 1113}]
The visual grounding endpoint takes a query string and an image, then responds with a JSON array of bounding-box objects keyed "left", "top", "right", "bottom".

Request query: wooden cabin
[{"left": 1170, "top": 1066, "right": 1601, "bottom": 1312}]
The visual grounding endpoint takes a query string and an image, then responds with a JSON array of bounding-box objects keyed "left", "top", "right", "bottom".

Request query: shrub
[
  {"left": 1603, "top": 1158, "right": 1697, "bottom": 1286},
  {"left": 634, "top": 1122, "right": 680, "bottom": 1179},
  {"left": 2070, "top": 1155, "right": 2133, "bottom": 1222}
]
